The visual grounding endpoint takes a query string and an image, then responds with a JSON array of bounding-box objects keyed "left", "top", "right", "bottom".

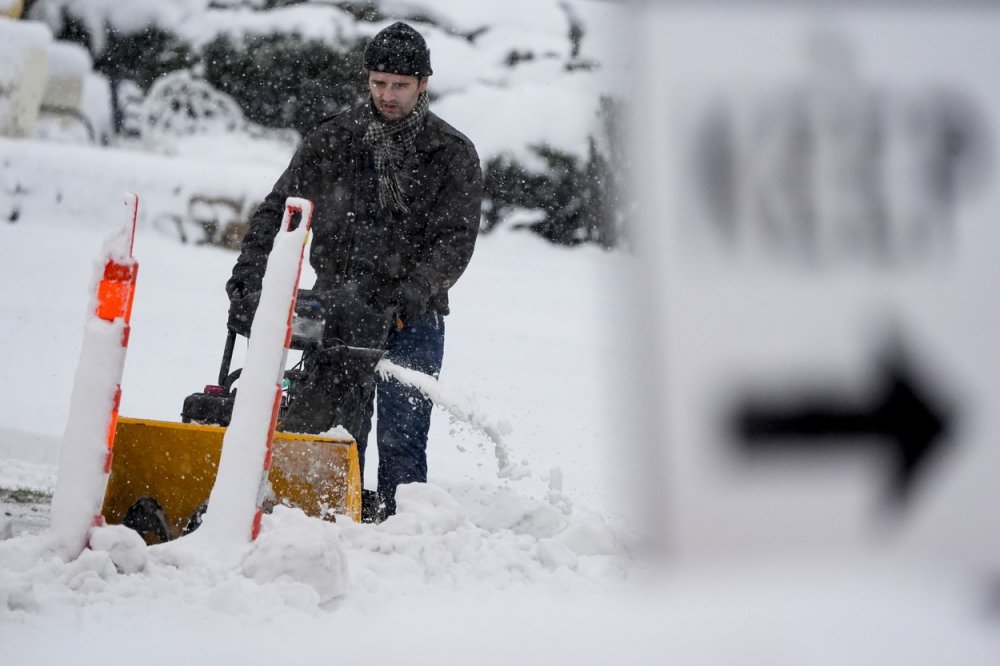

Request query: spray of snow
[{"left": 376, "top": 358, "right": 527, "bottom": 480}]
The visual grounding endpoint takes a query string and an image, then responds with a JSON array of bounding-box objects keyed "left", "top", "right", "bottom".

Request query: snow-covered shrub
[
  {"left": 483, "top": 97, "right": 630, "bottom": 249},
  {"left": 138, "top": 70, "right": 299, "bottom": 152},
  {"left": 241, "top": 505, "right": 348, "bottom": 605},
  {"left": 43, "top": 10, "right": 194, "bottom": 92},
  {"left": 22, "top": 0, "right": 632, "bottom": 248},
  {"left": 141, "top": 70, "right": 243, "bottom": 138},
  {"left": 30, "top": 7, "right": 194, "bottom": 135},
  {"left": 484, "top": 142, "right": 616, "bottom": 248},
  {"left": 201, "top": 31, "right": 367, "bottom": 135}
]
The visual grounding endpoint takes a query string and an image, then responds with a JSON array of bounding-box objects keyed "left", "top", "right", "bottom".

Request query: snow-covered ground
[
  {"left": 2, "top": 1, "right": 999, "bottom": 663},
  {"left": 2, "top": 138, "right": 998, "bottom": 664},
  {"left": 0, "top": 127, "right": 650, "bottom": 661}
]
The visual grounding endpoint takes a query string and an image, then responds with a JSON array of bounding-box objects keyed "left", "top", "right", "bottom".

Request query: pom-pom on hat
[{"left": 364, "top": 22, "right": 433, "bottom": 77}]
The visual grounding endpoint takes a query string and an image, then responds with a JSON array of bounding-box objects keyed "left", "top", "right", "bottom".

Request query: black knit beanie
[{"left": 363, "top": 22, "right": 433, "bottom": 77}]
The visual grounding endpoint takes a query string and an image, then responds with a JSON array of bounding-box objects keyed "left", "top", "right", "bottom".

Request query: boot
[{"left": 361, "top": 489, "right": 386, "bottom": 524}]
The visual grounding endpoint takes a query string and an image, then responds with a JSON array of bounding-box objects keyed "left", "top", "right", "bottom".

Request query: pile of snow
[
  {"left": 0, "top": 483, "right": 627, "bottom": 615},
  {"left": 4, "top": 498, "right": 998, "bottom": 664}
]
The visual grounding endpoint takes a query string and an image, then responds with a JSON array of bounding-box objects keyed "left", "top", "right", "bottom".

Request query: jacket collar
[{"left": 338, "top": 99, "right": 444, "bottom": 153}]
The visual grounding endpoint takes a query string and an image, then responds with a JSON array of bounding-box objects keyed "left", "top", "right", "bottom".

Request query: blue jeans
[{"left": 355, "top": 312, "right": 445, "bottom": 516}]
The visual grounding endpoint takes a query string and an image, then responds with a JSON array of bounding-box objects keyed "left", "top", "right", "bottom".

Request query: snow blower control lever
[{"left": 180, "top": 290, "right": 328, "bottom": 426}]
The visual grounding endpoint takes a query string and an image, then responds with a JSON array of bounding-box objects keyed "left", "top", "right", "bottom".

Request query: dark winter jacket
[{"left": 228, "top": 101, "right": 482, "bottom": 319}]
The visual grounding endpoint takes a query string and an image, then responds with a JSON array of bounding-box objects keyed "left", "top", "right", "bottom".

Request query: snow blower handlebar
[
  {"left": 182, "top": 290, "right": 328, "bottom": 426},
  {"left": 218, "top": 327, "right": 238, "bottom": 389},
  {"left": 182, "top": 286, "right": 391, "bottom": 427},
  {"left": 227, "top": 289, "right": 332, "bottom": 350},
  {"left": 215, "top": 289, "right": 326, "bottom": 390}
]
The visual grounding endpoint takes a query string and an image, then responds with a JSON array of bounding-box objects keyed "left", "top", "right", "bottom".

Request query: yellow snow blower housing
[{"left": 102, "top": 417, "right": 361, "bottom": 542}]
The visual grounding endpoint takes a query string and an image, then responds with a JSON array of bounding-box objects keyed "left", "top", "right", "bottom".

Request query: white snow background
[{"left": 1, "top": 1, "right": 999, "bottom": 663}]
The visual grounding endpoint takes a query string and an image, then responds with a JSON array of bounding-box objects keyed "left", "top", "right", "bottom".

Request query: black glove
[
  {"left": 226, "top": 278, "right": 250, "bottom": 302},
  {"left": 225, "top": 279, "right": 259, "bottom": 337},
  {"left": 390, "top": 281, "right": 430, "bottom": 327}
]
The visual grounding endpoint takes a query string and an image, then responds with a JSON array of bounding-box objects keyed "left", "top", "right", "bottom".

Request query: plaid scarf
[{"left": 364, "top": 92, "right": 430, "bottom": 214}]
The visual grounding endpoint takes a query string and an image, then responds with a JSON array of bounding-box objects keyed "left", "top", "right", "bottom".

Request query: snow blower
[{"left": 98, "top": 200, "right": 389, "bottom": 545}]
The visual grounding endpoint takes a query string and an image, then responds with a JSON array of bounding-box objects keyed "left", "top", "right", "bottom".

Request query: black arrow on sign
[{"left": 732, "top": 350, "right": 952, "bottom": 506}]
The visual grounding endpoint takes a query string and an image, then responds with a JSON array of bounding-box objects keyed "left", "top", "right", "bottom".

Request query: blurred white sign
[{"left": 633, "top": 6, "right": 1000, "bottom": 574}]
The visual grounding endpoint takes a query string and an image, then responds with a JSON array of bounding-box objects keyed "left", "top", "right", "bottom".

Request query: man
[{"left": 226, "top": 22, "right": 482, "bottom": 522}]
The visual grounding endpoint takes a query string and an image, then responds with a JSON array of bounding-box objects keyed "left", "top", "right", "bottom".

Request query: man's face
[{"left": 368, "top": 71, "right": 428, "bottom": 122}]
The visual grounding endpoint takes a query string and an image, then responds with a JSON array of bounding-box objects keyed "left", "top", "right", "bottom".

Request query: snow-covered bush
[
  {"left": 44, "top": 13, "right": 194, "bottom": 92},
  {"left": 200, "top": 31, "right": 366, "bottom": 135},
  {"left": 23, "top": 0, "right": 632, "bottom": 248},
  {"left": 483, "top": 97, "right": 630, "bottom": 249}
]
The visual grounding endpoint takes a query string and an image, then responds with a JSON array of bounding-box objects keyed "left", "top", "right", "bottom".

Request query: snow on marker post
[
  {"left": 194, "top": 197, "right": 313, "bottom": 548},
  {"left": 49, "top": 193, "right": 139, "bottom": 560}
]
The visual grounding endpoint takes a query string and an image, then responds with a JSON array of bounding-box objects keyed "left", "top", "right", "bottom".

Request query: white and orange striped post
[
  {"left": 94, "top": 195, "right": 139, "bottom": 483},
  {"left": 49, "top": 193, "right": 139, "bottom": 559},
  {"left": 252, "top": 197, "right": 314, "bottom": 540},
  {"left": 193, "top": 197, "right": 314, "bottom": 551}
]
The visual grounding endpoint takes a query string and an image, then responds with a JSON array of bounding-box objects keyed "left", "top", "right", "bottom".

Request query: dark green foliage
[
  {"left": 97, "top": 28, "right": 195, "bottom": 89},
  {"left": 29, "top": 0, "right": 629, "bottom": 249},
  {"left": 482, "top": 96, "right": 628, "bottom": 249},
  {"left": 504, "top": 50, "right": 535, "bottom": 67},
  {"left": 20, "top": 0, "right": 44, "bottom": 18},
  {"left": 481, "top": 155, "right": 554, "bottom": 233},
  {"left": 42, "top": 9, "right": 195, "bottom": 133},
  {"left": 484, "top": 141, "right": 616, "bottom": 248},
  {"left": 201, "top": 33, "right": 368, "bottom": 134},
  {"left": 45, "top": 8, "right": 194, "bottom": 89},
  {"left": 37, "top": 2, "right": 365, "bottom": 136},
  {"left": 262, "top": 0, "right": 308, "bottom": 8},
  {"left": 49, "top": 7, "right": 92, "bottom": 52},
  {"left": 0, "top": 487, "right": 52, "bottom": 505},
  {"left": 332, "top": 2, "right": 449, "bottom": 38},
  {"left": 332, "top": 1, "right": 388, "bottom": 23}
]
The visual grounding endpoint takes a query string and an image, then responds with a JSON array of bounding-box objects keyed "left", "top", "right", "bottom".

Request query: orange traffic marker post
[{"left": 49, "top": 193, "right": 139, "bottom": 559}]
